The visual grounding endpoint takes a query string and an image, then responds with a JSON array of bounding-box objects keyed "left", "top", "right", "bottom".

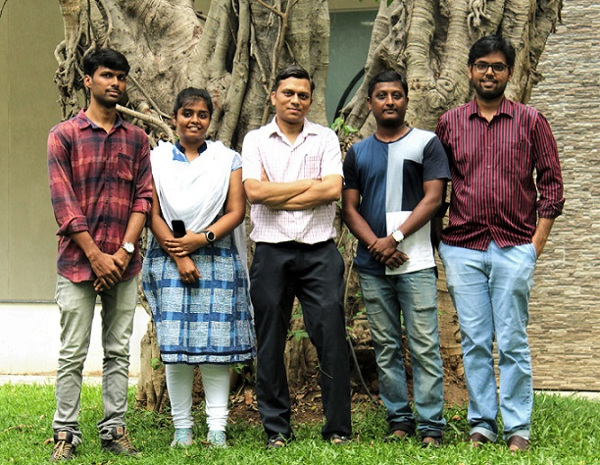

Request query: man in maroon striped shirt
[{"left": 436, "top": 35, "right": 564, "bottom": 452}]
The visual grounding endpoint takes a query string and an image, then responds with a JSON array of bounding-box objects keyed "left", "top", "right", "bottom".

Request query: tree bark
[
  {"left": 339, "top": 0, "right": 562, "bottom": 398},
  {"left": 54, "top": 0, "right": 562, "bottom": 409}
]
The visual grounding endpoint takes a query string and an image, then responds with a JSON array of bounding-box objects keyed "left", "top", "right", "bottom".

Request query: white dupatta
[
  {"left": 151, "top": 140, "right": 234, "bottom": 233},
  {"left": 151, "top": 140, "right": 252, "bottom": 314}
]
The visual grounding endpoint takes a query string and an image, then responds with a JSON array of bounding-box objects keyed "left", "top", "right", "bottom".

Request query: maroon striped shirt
[{"left": 435, "top": 98, "right": 564, "bottom": 251}]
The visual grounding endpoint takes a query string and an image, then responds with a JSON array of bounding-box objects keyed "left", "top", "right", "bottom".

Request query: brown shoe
[
  {"left": 100, "top": 426, "right": 139, "bottom": 456},
  {"left": 507, "top": 435, "right": 530, "bottom": 452},
  {"left": 50, "top": 431, "right": 76, "bottom": 462},
  {"left": 468, "top": 432, "right": 490, "bottom": 447}
]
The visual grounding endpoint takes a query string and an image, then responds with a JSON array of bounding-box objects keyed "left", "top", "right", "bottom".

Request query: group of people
[{"left": 47, "top": 34, "right": 563, "bottom": 461}]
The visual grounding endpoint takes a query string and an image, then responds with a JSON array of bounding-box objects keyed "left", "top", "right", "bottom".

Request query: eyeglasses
[{"left": 473, "top": 62, "right": 509, "bottom": 74}]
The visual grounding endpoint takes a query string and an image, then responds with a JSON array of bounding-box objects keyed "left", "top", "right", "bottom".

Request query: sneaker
[
  {"left": 50, "top": 431, "right": 76, "bottom": 462},
  {"left": 171, "top": 428, "right": 193, "bottom": 448},
  {"left": 100, "top": 426, "right": 140, "bottom": 456},
  {"left": 207, "top": 430, "right": 227, "bottom": 448}
]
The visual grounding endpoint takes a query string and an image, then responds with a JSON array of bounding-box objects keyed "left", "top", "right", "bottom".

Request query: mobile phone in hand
[{"left": 171, "top": 220, "right": 186, "bottom": 238}]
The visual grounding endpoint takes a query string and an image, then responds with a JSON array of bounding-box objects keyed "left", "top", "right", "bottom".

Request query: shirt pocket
[
  {"left": 501, "top": 139, "right": 532, "bottom": 180},
  {"left": 117, "top": 152, "right": 135, "bottom": 182},
  {"left": 303, "top": 154, "right": 322, "bottom": 179}
]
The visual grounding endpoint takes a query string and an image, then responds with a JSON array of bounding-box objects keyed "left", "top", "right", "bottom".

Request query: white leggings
[{"left": 165, "top": 363, "right": 230, "bottom": 431}]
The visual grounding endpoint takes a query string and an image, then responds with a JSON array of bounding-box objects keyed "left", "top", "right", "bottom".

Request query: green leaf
[{"left": 150, "top": 357, "right": 162, "bottom": 370}]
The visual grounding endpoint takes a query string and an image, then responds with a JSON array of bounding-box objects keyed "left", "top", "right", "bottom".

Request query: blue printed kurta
[{"left": 142, "top": 232, "right": 255, "bottom": 364}]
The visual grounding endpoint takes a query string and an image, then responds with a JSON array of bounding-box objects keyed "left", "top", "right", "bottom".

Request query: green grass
[{"left": 1, "top": 383, "right": 599, "bottom": 464}]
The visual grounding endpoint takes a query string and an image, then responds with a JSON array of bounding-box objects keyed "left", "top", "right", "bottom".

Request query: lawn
[{"left": 1, "top": 383, "right": 599, "bottom": 464}]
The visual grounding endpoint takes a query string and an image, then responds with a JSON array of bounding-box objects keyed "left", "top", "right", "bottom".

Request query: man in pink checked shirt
[{"left": 242, "top": 65, "right": 352, "bottom": 448}]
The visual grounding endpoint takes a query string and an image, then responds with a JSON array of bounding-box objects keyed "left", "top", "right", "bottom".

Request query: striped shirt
[
  {"left": 242, "top": 117, "right": 343, "bottom": 244},
  {"left": 48, "top": 109, "right": 153, "bottom": 282},
  {"left": 435, "top": 98, "right": 564, "bottom": 250}
]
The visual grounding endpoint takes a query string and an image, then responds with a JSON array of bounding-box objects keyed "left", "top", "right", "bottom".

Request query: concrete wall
[
  {"left": 0, "top": 303, "right": 150, "bottom": 377},
  {"left": 526, "top": 0, "right": 600, "bottom": 390},
  {"left": 0, "top": 1, "right": 63, "bottom": 300}
]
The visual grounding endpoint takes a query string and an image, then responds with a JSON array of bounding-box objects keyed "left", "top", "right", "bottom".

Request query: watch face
[
  {"left": 206, "top": 231, "right": 216, "bottom": 242},
  {"left": 123, "top": 242, "right": 135, "bottom": 253}
]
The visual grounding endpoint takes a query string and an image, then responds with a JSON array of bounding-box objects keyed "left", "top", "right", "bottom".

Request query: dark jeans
[{"left": 250, "top": 240, "right": 352, "bottom": 439}]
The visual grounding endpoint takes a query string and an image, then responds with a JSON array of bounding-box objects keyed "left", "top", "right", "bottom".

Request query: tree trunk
[
  {"left": 339, "top": 0, "right": 562, "bottom": 398},
  {"left": 54, "top": 0, "right": 562, "bottom": 409}
]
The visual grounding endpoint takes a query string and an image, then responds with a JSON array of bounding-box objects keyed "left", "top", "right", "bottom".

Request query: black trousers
[{"left": 250, "top": 240, "right": 352, "bottom": 439}]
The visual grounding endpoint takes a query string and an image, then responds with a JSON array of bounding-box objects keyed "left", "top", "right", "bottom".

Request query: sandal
[
  {"left": 468, "top": 432, "right": 490, "bottom": 447},
  {"left": 330, "top": 434, "right": 351, "bottom": 445},
  {"left": 266, "top": 434, "right": 287, "bottom": 449},
  {"left": 421, "top": 436, "right": 442, "bottom": 448},
  {"left": 383, "top": 429, "right": 411, "bottom": 443},
  {"left": 507, "top": 435, "right": 529, "bottom": 452}
]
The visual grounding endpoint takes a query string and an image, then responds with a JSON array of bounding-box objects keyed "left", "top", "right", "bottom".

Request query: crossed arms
[{"left": 244, "top": 170, "right": 342, "bottom": 210}]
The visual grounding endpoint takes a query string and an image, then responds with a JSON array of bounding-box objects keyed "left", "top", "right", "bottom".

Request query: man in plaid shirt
[{"left": 47, "top": 48, "right": 152, "bottom": 461}]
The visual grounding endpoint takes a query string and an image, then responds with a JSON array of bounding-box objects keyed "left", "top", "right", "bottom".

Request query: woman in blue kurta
[{"left": 142, "top": 88, "right": 254, "bottom": 448}]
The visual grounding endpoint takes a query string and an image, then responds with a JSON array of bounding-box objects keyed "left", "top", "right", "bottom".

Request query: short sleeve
[
  {"left": 320, "top": 128, "right": 344, "bottom": 178},
  {"left": 241, "top": 130, "right": 262, "bottom": 181},
  {"left": 342, "top": 145, "right": 360, "bottom": 190}
]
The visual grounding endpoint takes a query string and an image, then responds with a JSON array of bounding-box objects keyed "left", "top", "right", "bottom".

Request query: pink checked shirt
[{"left": 242, "top": 117, "right": 343, "bottom": 244}]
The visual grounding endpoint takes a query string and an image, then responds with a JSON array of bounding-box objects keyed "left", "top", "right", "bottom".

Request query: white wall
[{"left": 0, "top": 303, "right": 150, "bottom": 377}]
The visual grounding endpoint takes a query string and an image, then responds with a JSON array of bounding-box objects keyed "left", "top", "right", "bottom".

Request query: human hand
[
  {"left": 164, "top": 232, "right": 202, "bottom": 257},
  {"left": 384, "top": 250, "right": 410, "bottom": 269},
  {"left": 89, "top": 251, "right": 123, "bottom": 291},
  {"left": 175, "top": 256, "right": 201, "bottom": 284},
  {"left": 367, "top": 236, "right": 400, "bottom": 264}
]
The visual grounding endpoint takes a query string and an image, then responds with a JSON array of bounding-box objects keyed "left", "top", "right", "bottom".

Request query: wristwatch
[
  {"left": 201, "top": 230, "right": 216, "bottom": 243},
  {"left": 391, "top": 230, "right": 404, "bottom": 244},
  {"left": 121, "top": 242, "right": 135, "bottom": 254}
]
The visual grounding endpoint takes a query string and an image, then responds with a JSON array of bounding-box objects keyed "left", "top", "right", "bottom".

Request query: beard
[{"left": 472, "top": 78, "right": 508, "bottom": 101}]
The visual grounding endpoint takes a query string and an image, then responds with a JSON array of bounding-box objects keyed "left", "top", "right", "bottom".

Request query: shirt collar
[
  {"left": 173, "top": 140, "right": 208, "bottom": 162},
  {"left": 75, "top": 108, "right": 127, "bottom": 130},
  {"left": 266, "top": 116, "right": 319, "bottom": 139},
  {"left": 468, "top": 97, "right": 514, "bottom": 120}
]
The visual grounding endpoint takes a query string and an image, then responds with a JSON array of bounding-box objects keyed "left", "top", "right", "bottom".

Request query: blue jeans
[
  {"left": 358, "top": 268, "right": 446, "bottom": 438},
  {"left": 53, "top": 275, "right": 138, "bottom": 446},
  {"left": 439, "top": 241, "right": 536, "bottom": 442}
]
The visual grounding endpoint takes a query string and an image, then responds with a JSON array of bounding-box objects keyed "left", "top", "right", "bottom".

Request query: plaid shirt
[
  {"left": 242, "top": 117, "right": 343, "bottom": 244},
  {"left": 48, "top": 109, "right": 153, "bottom": 282}
]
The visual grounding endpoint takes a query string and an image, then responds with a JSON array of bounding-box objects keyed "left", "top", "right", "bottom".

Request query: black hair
[
  {"left": 468, "top": 35, "right": 516, "bottom": 68},
  {"left": 367, "top": 70, "right": 409, "bottom": 98},
  {"left": 272, "top": 65, "right": 315, "bottom": 93},
  {"left": 173, "top": 87, "right": 214, "bottom": 118},
  {"left": 83, "top": 48, "right": 130, "bottom": 77}
]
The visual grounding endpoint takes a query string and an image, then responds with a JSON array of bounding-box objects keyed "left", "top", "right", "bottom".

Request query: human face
[
  {"left": 270, "top": 77, "right": 312, "bottom": 127},
  {"left": 469, "top": 51, "right": 513, "bottom": 101},
  {"left": 368, "top": 81, "right": 409, "bottom": 128},
  {"left": 84, "top": 66, "right": 127, "bottom": 108},
  {"left": 173, "top": 98, "right": 210, "bottom": 146}
]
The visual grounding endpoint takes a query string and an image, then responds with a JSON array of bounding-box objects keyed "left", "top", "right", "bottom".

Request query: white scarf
[{"left": 151, "top": 140, "right": 234, "bottom": 233}]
